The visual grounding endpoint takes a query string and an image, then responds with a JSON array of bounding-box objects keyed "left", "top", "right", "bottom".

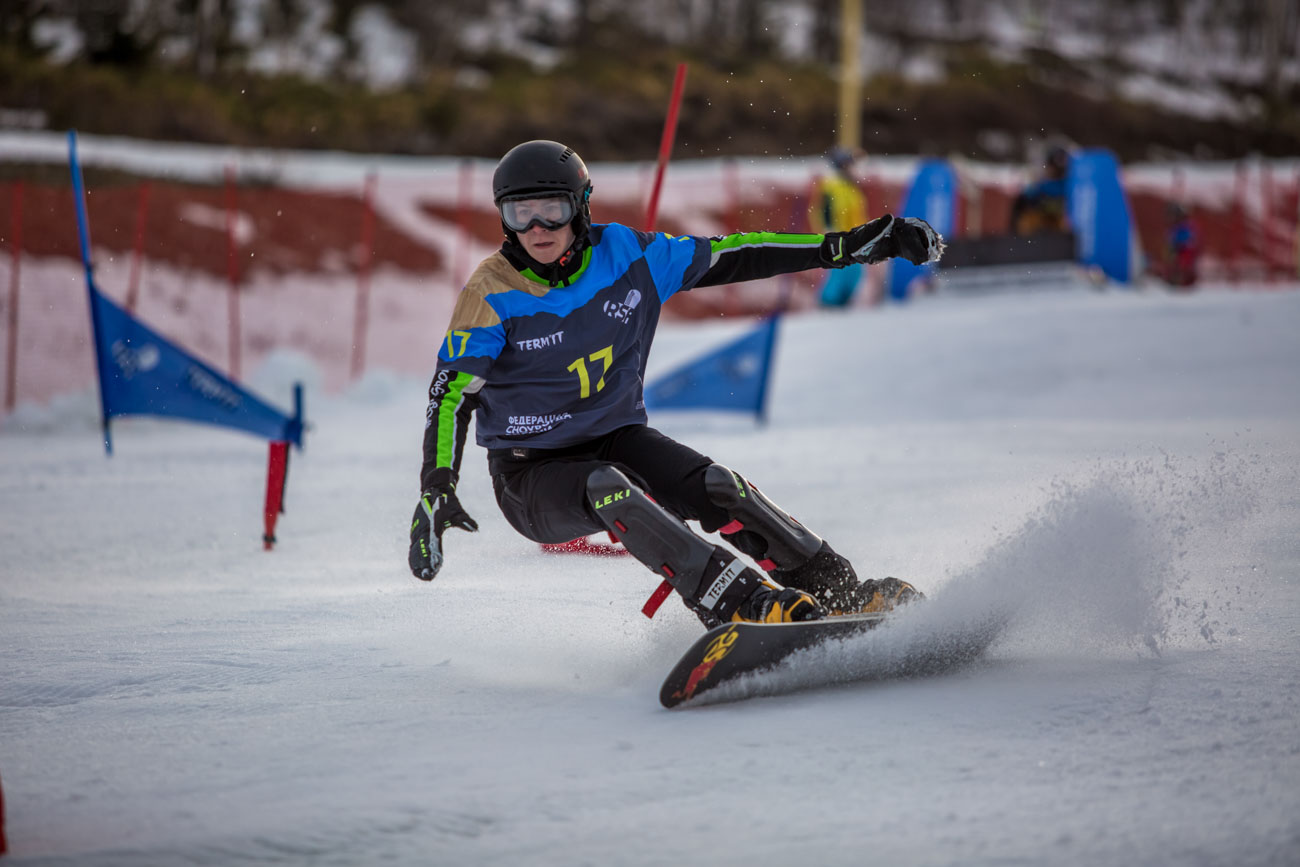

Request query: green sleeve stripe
[
  {"left": 708, "top": 231, "right": 823, "bottom": 266},
  {"left": 436, "top": 371, "right": 475, "bottom": 469}
]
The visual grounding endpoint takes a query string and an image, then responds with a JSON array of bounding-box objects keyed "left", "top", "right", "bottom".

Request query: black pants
[{"left": 488, "top": 425, "right": 731, "bottom": 545}]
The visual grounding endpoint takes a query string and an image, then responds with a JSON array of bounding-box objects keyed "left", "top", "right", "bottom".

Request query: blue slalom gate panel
[
  {"left": 888, "top": 159, "right": 957, "bottom": 302},
  {"left": 90, "top": 289, "right": 303, "bottom": 446},
  {"left": 644, "top": 314, "right": 779, "bottom": 422},
  {"left": 68, "top": 129, "right": 302, "bottom": 453},
  {"left": 1067, "top": 148, "right": 1134, "bottom": 284}
]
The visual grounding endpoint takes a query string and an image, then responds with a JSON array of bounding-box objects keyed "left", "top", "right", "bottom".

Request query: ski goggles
[{"left": 498, "top": 192, "right": 577, "bottom": 233}]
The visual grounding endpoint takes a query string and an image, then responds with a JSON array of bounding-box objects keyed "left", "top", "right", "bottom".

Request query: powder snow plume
[{"left": 693, "top": 447, "right": 1275, "bottom": 706}]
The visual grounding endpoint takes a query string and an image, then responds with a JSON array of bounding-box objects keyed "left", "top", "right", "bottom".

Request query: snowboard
[{"left": 659, "top": 609, "right": 1006, "bottom": 708}]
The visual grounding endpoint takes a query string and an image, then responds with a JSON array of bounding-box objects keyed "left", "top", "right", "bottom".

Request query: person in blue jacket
[{"left": 409, "top": 140, "right": 942, "bottom": 628}]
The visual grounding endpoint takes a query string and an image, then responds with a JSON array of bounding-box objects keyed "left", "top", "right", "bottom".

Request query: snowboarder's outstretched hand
[
  {"left": 823, "top": 214, "right": 945, "bottom": 267},
  {"left": 409, "top": 486, "right": 478, "bottom": 581}
]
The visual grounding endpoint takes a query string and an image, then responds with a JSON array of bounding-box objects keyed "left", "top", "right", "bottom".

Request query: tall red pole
[
  {"left": 643, "top": 63, "right": 689, "bottom": 231},
  {"left": 723, "top": 157, "right": 740, "bottom": 234},
  {"left": 453, "top": 159, "right": 474, "bottom": 289},
  {"left": 1230, "top": 162, "right": 1247, "bottom": 284},
  {"left": 351, "top": 171, "right": 377, "bottom": 382},
  {"left": 4, "top": 181, "right": 22, "bottom": 413},
  {"left": 125, "top": 181, "right": 151, "bottom": 313},
  {"left": 1261, "top": 161, "right": 1276, "bottom": 281},
  {"left": 1, "top": 766, "right": 7, "bottom": 855},
  {"left": 1294, "top": 165, "right": 1300, "bottom": 281},
  {"left": 722, "top": 157, "right": 741, "bottom": 315},
  {"left": 224, "top": 164, "right": 242, "bottom": 379}
]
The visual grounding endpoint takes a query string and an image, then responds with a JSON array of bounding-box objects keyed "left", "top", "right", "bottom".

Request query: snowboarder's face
[{"left": 518, "top": 221, "right": 575, "bottom": 265}]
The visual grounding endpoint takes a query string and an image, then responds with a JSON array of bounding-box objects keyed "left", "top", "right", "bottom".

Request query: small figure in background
[
  {"left": 1162, "top": 201, "right": 1200, "bottom": 289},
  {"left": 1009, "top": 145, "right": 1071, "bottom": 236},
  {"left": 809, "top": 146, "right": 869, "bottom": 308}
]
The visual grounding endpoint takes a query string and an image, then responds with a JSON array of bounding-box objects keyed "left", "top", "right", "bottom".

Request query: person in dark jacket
[
  {"left": 409, "top": 140, "right": 942, "bottom": 627},
  {"left": 1010, "top": 145, "right": 1071, "bottom": 236}
]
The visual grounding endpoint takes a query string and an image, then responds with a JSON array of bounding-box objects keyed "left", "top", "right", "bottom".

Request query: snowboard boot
[
  {"left": 704, "top": 463, "right": 924, "bottom": 615},
  {"left": 587, "top": 465, "right": 824, "bottom": 628},
  {"left": 831, "top": 575, "right": 924, "bottom": 615},
  {"left": 728, "top": 578, "right": 826, "bottom": 625}
]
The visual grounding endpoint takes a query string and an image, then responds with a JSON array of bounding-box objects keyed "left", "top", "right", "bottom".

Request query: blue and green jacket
[{"left": 420, "top": 222, "right": 838, "bottom": 491}]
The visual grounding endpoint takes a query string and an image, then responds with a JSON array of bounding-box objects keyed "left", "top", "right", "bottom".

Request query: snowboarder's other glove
[
  {"left": 822, "top": 214, "right": 945, "bottom": 267},
  {"left": 409, "top": 485, "right": 478, "bottom": 581}
]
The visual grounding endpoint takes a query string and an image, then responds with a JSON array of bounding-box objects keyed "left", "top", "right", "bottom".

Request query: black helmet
[
  {"left": 492, "top": 140, "right": 593, "bottom": 250},
  {"left": 492, "top": 140, "right": 591, "bottom": 204}
]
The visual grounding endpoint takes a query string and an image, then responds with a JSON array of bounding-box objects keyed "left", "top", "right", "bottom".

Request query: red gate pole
[
  {"left": 723, "top": 157, "right": 741, "bottom": 315},
  {"left": 351, "top": 171, "right": 377, "bottom": 382},
  {"left": 124, "top": 181, "right": 151, "bottom": 313},
  {"left": 262, "top": 440, "right": 290, "bottom": 550},
  {"left": 453, "top": 159, "right": 474, "bottom": 289},
  {"left": 5, "top": 181, "right": 22, "bottom": 414},
  {"left": 723, "top": 157, "right": 740, "bottom": 234},
  {"left": 643, "top": 62, "right": 689, "bottom": 231},
  {"left": 1261, "top": 161, "right": 1276, "bottom": 282},
  {"left": 1, "top": 765, "right": 8, "bottom": 855},
  {"left": 224, "top": 164, "right": 242, "bottom": 379},
  {"left": 1294, "top": 165, "right": 1300, "bottom": 281},
  {"left": 1229, "top": 162, "right": 1247, "bottom": 284}
]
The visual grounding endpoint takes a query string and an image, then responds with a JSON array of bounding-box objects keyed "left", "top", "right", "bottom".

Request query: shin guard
[
  {"left": 586, "top": 466, "right": 762, "bottom": 623},
  {"left": 704, "top": 464, "right": 823, "bottom": 571}
]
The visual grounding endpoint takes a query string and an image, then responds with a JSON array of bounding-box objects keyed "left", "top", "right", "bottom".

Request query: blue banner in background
[
  {"left": 888, "top": 159, "right": 957, "bottom": 302},
  {"left": 644, "top": 314, "right": 779, "bottom": 422},
  {"left": 1067, "top": 148, "right": 1134, "bottom": 284},
  {"left": 91, "top": 290, "right": 303, "bottom": 446}
]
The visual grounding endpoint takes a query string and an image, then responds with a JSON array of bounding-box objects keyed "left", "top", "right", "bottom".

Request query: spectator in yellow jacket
[{"left": 809, "top": 147, "right": 869, "bottom": 307}]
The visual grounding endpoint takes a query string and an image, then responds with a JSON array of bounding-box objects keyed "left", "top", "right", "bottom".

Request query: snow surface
[{"left": 2, "top": 284, "right": 1299, "bottom": 865}]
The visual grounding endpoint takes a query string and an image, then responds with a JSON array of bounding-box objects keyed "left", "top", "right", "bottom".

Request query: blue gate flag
[
  {"left": 1067, "top": 148, "right": 1134, "bottom": 284},
  {"left": 888, "top": 159, "right": 957, "bottom": 302},
  {"left": 644, "top": 314, "right": 779, "bottom": 422},
  {"left": 91, "top": 290, "right": 304, "bottom": 448},
  {"left": 68, "top": 130, "right": 303, "bottom": 455}
]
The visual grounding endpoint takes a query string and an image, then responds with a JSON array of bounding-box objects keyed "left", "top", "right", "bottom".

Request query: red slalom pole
[
  {"left": 454, "top": 158, "right": 474, "bottom": 289},
  {"left": 643, "top": 63, "right": 688, "bottom": 231},
  {"left": 1230, "top": 162, "right": 1247, "bottom": 284},
  {"left": 5, "top": 181, "right": 22, "bottom": 414},
  {"left": 1, "top": 765, "right": 7, "bottom": 855},
  {"left": 125, "top": 181, "right": 151, "bottom": 313},
  {"left": 351, "top": 171, "right": 377, "bottom": 382},
  {"left": 224, "top": 164, "right": 242, "bottom": 379},
  {"left": 262, "top": 440, "right": 290, "bottom": 550}
]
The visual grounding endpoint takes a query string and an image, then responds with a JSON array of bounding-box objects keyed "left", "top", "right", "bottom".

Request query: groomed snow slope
[{"left": 2, "top": 285, "right": 1298, "bottom": 866}]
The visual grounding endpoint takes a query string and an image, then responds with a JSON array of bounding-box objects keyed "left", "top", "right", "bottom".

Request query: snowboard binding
[{"left": 704, "top": 463, "right": 924, "bottom": 614}]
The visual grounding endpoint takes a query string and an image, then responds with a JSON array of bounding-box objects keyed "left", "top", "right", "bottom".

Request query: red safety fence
[{"left": 1, "top": 161, "right": 1296, "bottom": 414}]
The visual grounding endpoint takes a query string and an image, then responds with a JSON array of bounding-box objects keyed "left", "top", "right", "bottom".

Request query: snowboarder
[{"left": 408, "top": 140, "right": 941, "bottom": 628}]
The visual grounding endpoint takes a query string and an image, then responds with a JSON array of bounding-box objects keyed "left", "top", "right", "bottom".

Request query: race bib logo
[{"left": 603, "top": 289, "right": 642, "bottom": 323}]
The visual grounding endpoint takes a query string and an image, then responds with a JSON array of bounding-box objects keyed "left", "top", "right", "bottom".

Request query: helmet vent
[{"left": 559, "top": 148, "right": 574, "bottom": 162}]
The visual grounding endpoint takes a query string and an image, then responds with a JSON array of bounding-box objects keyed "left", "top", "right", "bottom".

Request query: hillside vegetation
[{"left": 1, "top": 0, "right": 1297, "bottom": 163}]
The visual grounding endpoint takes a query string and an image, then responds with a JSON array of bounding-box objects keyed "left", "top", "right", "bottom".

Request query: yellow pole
[{"left": 838, "top": 0, "right": 862, "bottom": 149}]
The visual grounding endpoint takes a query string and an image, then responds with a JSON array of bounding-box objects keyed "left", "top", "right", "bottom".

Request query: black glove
[
  {"left": 409, "top": 486, "right": 478, "bottom": 581},
  {"left": 823, "top": 214, "right": 945, "bottom": 267}
]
